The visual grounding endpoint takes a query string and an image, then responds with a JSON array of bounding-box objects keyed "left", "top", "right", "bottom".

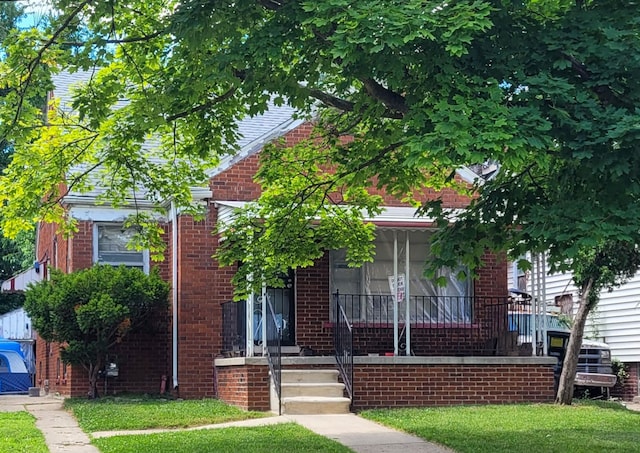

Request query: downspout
[{"left": 171, "top": 201, "right": 179, "bottom": 390}]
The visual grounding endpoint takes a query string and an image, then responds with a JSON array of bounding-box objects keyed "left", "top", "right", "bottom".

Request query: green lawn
[
  {"left": 0, "top": 412, "right": 48, "bottom": 453},
  {"left": 64, "top": 395, "right": 267, "bottom": 431},
  {"left": 66, "top": 395, "right": 640, "bottom": 453},
  {"left": 361, "top": 401, "right": 640, "bottom": 453},
  {"left": 93, "top": 423, "right": 352, "bottom": 453}
]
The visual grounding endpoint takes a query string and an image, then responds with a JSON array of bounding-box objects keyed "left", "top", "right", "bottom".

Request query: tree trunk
[
  {"left": 87, "top": 361, "right": 102, "bottom": 399},
  {"left": 555, "top": 278, "right": 593, "bottom": 404}
]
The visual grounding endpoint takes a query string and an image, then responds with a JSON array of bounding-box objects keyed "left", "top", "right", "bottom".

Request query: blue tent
[
  {"left": 0, "top": 341, "right": 31, "bottom": 394},
  {"left": 0, "top": 338, "right": 24, "bottom": 355}
]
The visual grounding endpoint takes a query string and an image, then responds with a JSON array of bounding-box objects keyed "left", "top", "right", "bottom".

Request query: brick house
[{"left": 31, "top": 71, "right": 557, "bottom": 410}]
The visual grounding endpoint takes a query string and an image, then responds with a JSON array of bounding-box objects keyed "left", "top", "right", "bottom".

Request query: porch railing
[
  {"left": 334, "top": 294, "right": 529, "bottom": 356},
  {"left": 221, "top": 300, "right": 246, "bottom": 357},
  {"left": 265, "top": 298, "right": 283, "bottom": 415},
  {"left": 224, "top": 295, "right": 538, "bottom": 360},
  {"left": 334, "top": 291, "right": 354, "bottom": 404}
]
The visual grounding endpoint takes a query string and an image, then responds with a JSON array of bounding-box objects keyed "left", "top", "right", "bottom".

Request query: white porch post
[
  {"left": 246, "top": 292, "right": 255, "bottom": 357},
  {"left": 261, "top": 284, "right": 267, "bottom": 357},
  {"left": 393, "top": 231, "right": 399, "bottom": 356},
  {"left": 531, "top": 252, "right": 547, "bottom": 356},
  {"left": 531, "top": 253, "right": 538, "bottom": 357},
  {"left": 538, "top": 253, "right": 548, "bottom": 355},
  {"left": 405, "top": 233, "right": 411, "bottom": 356},
  {"left": 542, "top": 254, "right": 548, "bottom": 355}
]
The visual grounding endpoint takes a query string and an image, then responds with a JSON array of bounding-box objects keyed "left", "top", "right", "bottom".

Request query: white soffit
[
  {"left": 456, "top": 166, "right": 484, "bottom": 185},
  {"left": 214, "top": 201, "right": 446, "bottom": 228},
  {"left": 69, "top": 205, "right": 168, "bottom": 222}
]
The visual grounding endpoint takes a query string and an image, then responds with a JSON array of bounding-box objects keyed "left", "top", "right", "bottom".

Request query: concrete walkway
[
  {"left": 0, "top": 394, "right": 99, "bottom": 453},
  {"left": 0, "top": 394, "right": 453, "bottom": 452}
]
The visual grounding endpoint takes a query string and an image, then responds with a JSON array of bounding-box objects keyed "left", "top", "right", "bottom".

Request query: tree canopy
[
  {"left": 0, "top": 1, "right": 635, "bottom": 277},
  {"left": 24, "top": 265, "right": 169, "bottom": 397},
  {"left": 0, "top": 1, "right": 639, "bottom": 402},
  {"left": 0, "top": 2, "right": 35, "bottom": 281}
]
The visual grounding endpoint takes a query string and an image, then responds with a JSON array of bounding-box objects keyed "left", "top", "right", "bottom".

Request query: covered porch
[
  {"left": 217, "top": 294, "right": 557, "bottom": 412},
  {"left": 215, "top": 227, "right": 557, "bottom": 411}
]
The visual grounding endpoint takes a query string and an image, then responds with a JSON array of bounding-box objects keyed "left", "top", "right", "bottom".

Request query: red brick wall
[
  {"left": 33, "top": 219, "right": 171, "bottom": 398},
  {"left": 70, "top": 222, "right": 94, "bottom": 270},
  {"left": 351, "top": 363, "right": 555, "bottom": 409},
  {"left": 295, "top": 254, "right": 333, "bottom": 355},
  {"left": 474, "top": 251, "right": 508, "bottom": 298},
  {"left": 210, "top": 122, "right": 472, "bottom": 208},
  {"left": 215, "top": 365, "right": 270, "bottom": 410},
  {"left": 174, "top": 209, "right": 222, "bottom": 398}
]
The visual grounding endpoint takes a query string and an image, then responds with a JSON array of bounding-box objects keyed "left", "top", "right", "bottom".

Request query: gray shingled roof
[{"left": 50, "top": 70, "right": 304, "bottom": 202}]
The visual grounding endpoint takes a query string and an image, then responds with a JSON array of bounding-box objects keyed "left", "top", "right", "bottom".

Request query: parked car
[{"left": 509, "top": 310, "right": 617, "bottom": 396}]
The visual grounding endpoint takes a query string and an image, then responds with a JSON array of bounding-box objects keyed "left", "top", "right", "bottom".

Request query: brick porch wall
[
  {"left": 351, "top": 363, "right": 555, "bottom": 410},
  {"left": 214, "top": 359, "right": 556, "bottom": 411},
  {"left": 215, "top": 365, "right": 270, "bottom": 411}
]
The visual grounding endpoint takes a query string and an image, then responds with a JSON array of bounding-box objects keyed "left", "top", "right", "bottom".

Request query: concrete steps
[
  {"left": 274, "top": 369, "right": 351, "bottom": 415},
  {"left": 282, "top": 396, "right": 351, "bottom": 415},
  {"left": 281, "top": 382, "right": 346, "bottom": 398}
]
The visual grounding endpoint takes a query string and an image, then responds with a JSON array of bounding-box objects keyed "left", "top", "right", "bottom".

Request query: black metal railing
[
  {"left": 334, "top": 294, "right": 476, "bottom": 326},
  {"left": 225, "top": 295, "right": 540, "bottom": 360},
  {"left": 221, "top": 300, "right": 246, "bottom": 357},
  {"left": 265, "top": 298, "right": 283, "bottom": 415},
  {"left": 333, "top": 294, "right": 532, "bottom": 356},
  {"left": 334, "top": 292, "right": 354, "bottom": 405}
]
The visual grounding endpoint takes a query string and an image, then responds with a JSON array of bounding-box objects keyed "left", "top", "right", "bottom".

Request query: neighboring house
[
  {"left": 509, "top": 260, "right": 640, "bottom": 401},
  {"left": 30, "top": 71, "right": 558, "bottom": 412},
  {"left": 0, "top": 267, "right": 41, "bottom": 386}
]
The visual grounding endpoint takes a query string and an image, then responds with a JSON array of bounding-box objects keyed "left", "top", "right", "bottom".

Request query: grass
[
  {"left": 93, "top": 423, "right": 352, "bottom": 453},
  {"left": 67, "top": 395, "right": 351, "bottom": 452},
  {"left": 64, "top": 395, "right": 268, "bottom": 431},
  {"left": 0, "top": 412, "right": 48, "bottom": 453},
  {"left": 361, "top": 400, "right": 640, "bottom": 453}
]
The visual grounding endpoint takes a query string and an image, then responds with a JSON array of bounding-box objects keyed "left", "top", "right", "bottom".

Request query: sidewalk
[
  {"left": 0, "top": 394, "right": 453, "bottom": 452},
  {"left": 0, "top": 394, "right": 99, "bottom": 453}
]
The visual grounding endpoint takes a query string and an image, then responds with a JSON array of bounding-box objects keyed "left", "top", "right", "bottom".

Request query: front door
[{"left": 254, "top": 271, "right": 296, "bottom": 347}]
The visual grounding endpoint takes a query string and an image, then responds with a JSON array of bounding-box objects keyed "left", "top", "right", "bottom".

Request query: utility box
[
  {"left": 547, "top": 331, "right": 570, "bottom": 391},
  {"left": 105, "top": 363, "right": 119, "bottom": 377}
]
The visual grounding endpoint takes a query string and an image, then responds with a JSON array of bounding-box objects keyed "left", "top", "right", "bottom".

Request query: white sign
[{"left": 388, "top": 274, "right": 406, "bottom": 301}]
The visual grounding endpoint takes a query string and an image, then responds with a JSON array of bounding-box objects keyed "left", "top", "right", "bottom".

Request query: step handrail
[
  {"left": 334, "top": 291, "right": 354, "bottom": 405},
  {"left": 265, "top": 297, "right": 283, "bottom": 415}
]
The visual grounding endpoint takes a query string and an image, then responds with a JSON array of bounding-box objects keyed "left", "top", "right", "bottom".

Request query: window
[
  {"left": 94, "top": 224, "right": 149, "bottom": 273},
  {"left": 330, "top": 229, "right": 472, "bottom": 323},
  {"left": 511, "top": 256, "right": 528, "bottom": 292}
]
